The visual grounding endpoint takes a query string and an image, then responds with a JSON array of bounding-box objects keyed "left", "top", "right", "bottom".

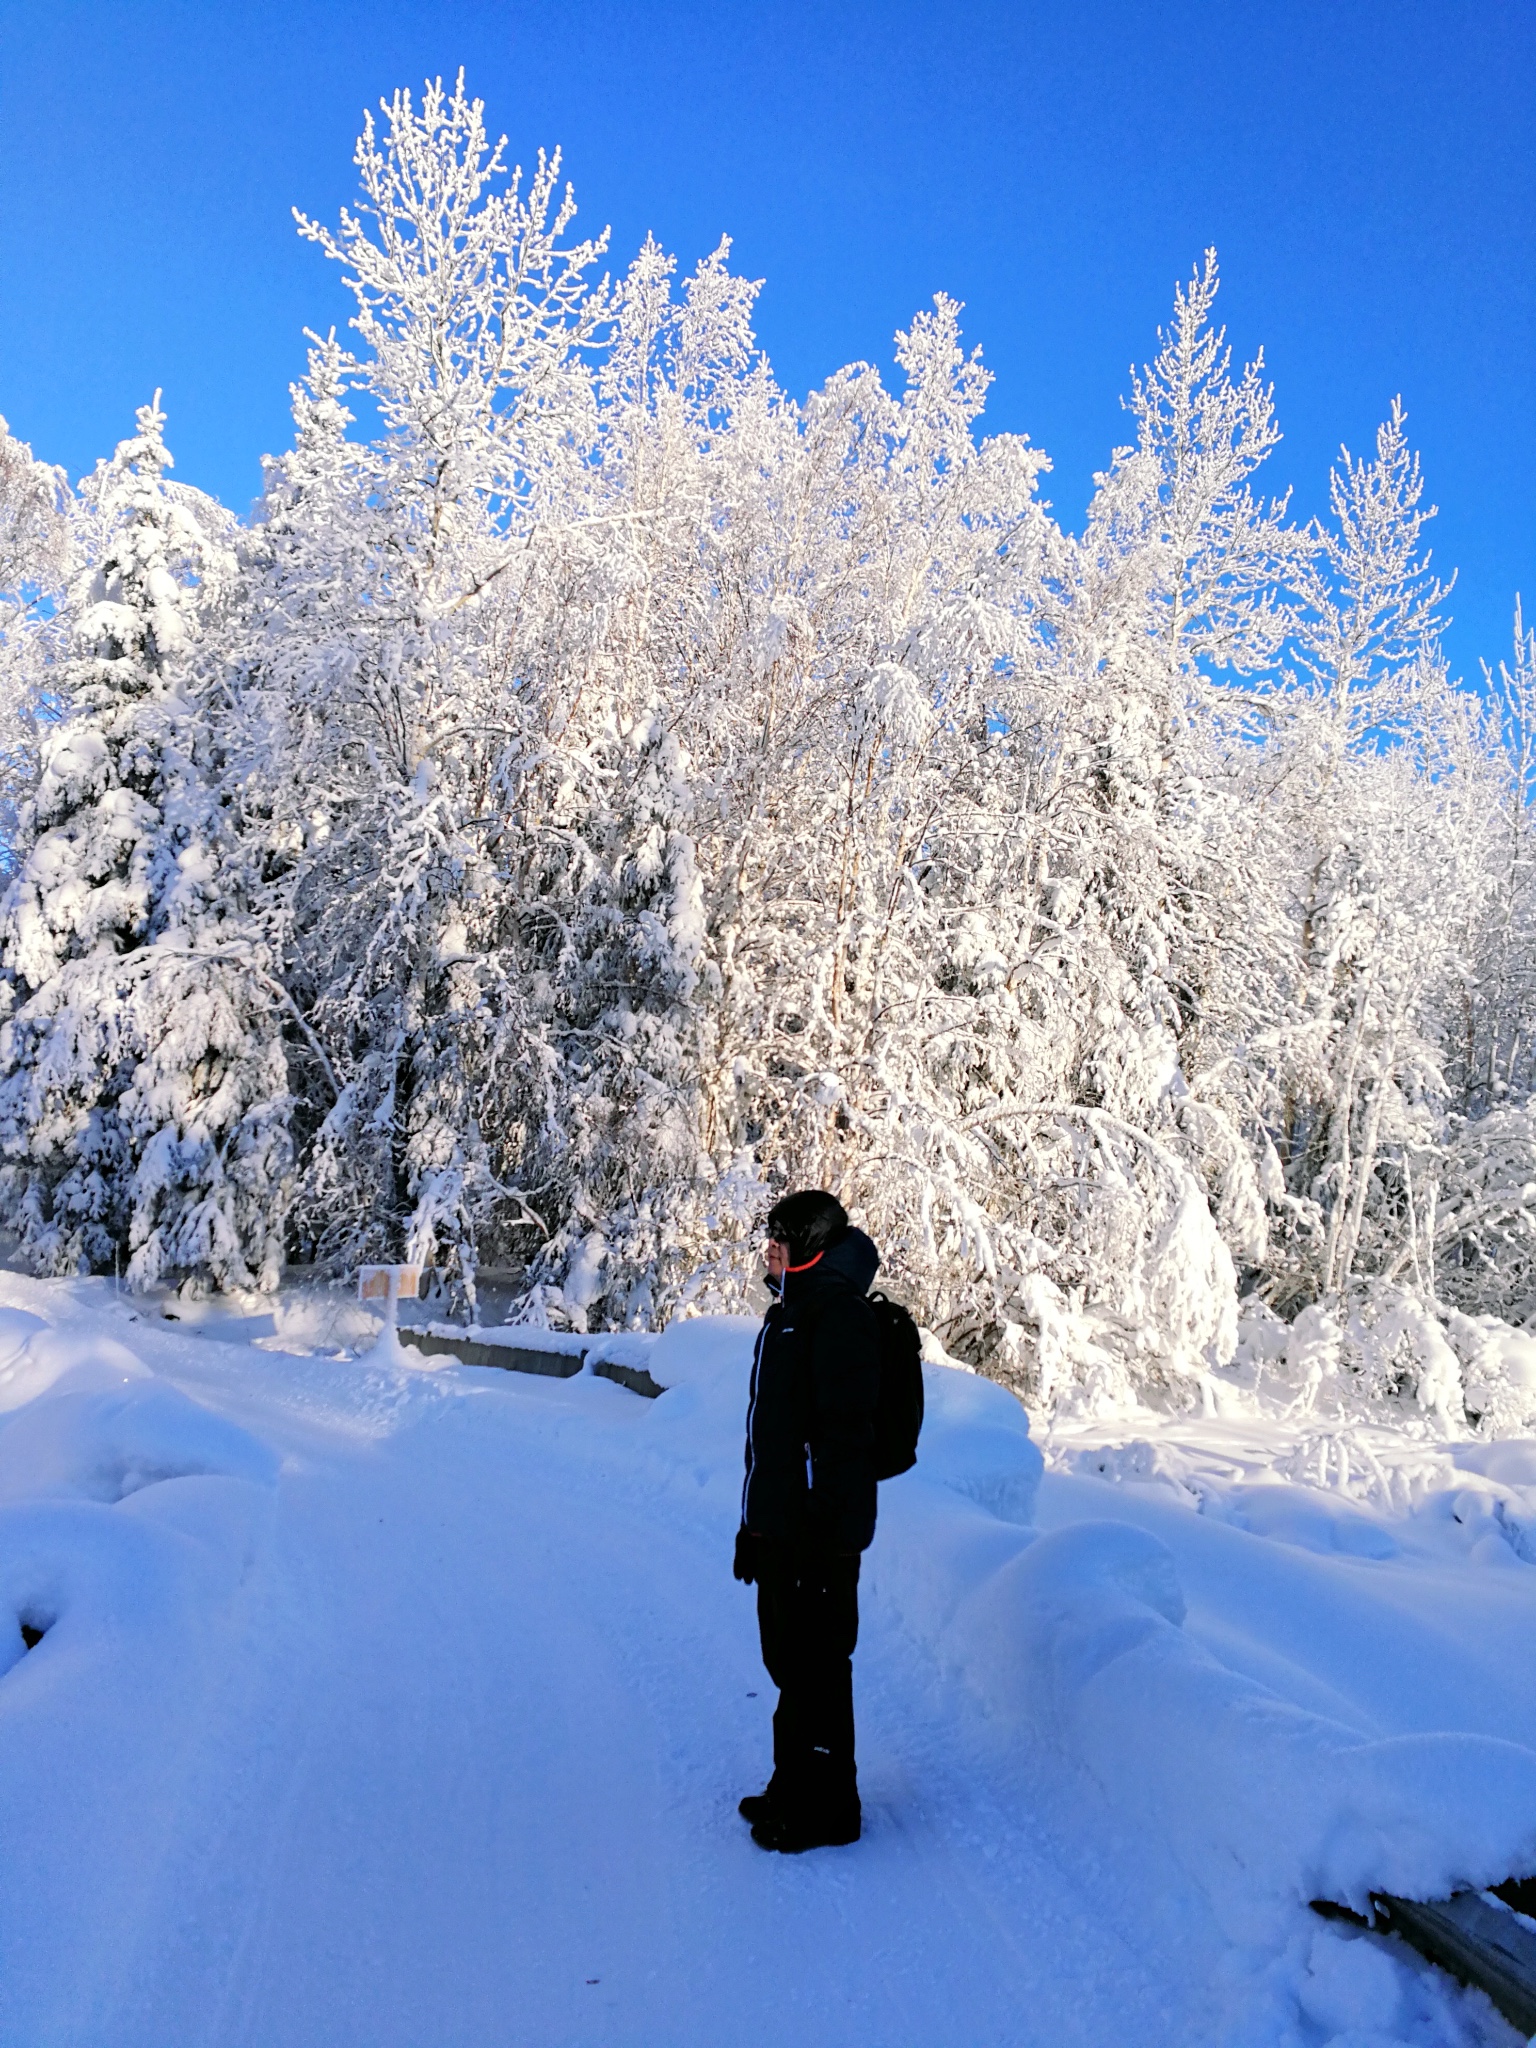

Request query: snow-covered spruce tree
[{"left": 0, "top": 400, "right": 290, "bottom": 1291}]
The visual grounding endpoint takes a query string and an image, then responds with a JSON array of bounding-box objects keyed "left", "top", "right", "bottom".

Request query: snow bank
[
  {"left": 0, "top": 1347, "right": 279, "bottom": 1669},
  {"left": 0, "top": 1297, "right": 282, "bottom": 2023},
  {"left": 0, "top": 1380, "right": 278, "bottom": 1506},
  {"left": 910, "top": 1358, "right": 1044, "bottom": 1526},
  {"left": 864, "top": 1360, "right": 1048, "bottom": 1669},
  {"left": 0, "top": 1305, "right": 46, "bottom": 1370},
  {"left": 942, "top": 1517, "right": 1536, "bottom": 1932},
  {"left": 645, "top": 1313, "right": 757, "bottom": 1390},
  {"left": 0, "top": 1316, "right": 150, "bottom": 1411},
  {"left": 0, "top": 1473, "right": 271, "bottom": 1683}
]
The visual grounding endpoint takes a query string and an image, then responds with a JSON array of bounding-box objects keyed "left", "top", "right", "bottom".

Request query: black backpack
[{"left": 868, "top": 1291, "right": 924, "bottom": 1479}]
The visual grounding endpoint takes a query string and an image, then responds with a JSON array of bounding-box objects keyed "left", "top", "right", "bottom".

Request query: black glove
[{"left": 733, "top": 1526, "right": 758, "bottom": 1584}]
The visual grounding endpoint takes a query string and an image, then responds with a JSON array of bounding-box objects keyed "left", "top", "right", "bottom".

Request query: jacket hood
[
  {"left": 765, "top": 1225, "right": 882, "bottom": 1299},
  {"left": 814, "top": 1225, "right": 880, "bottom": 1295}
]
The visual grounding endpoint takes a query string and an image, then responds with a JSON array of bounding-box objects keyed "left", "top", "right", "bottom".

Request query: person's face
[{"left": 763, "top": 1234, "right": 789, "bottom": 1282}]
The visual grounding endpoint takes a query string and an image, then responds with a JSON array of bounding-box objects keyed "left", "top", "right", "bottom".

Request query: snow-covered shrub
[{"left": 1441, "top": 1308, "right": 1536, "bottom": 1435}]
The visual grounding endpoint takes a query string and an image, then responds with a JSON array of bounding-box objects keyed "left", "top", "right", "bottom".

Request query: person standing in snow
[{"left": 733, "top": 1189, "right": 882, "bottom": 1852}]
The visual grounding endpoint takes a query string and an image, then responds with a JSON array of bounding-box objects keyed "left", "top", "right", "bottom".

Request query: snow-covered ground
[{"left": 0, "top": 1272, "right": 1533, "bottom": 2047}]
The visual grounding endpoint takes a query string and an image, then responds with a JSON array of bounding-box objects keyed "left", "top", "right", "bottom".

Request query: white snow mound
[{"left": 947, "top": 1519, "right": 1536, "bottom": 1925}]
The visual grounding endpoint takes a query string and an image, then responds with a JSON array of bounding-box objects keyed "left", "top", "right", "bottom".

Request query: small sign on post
[
  {"left": 357, "top": 1265, "right": 425, "bottom": 1306},
  {"left": 357, "top": 1266, "right": 429, "bottom": 1357}
]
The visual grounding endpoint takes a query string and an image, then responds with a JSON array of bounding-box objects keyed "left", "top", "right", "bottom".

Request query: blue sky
[{"left": 0, "top": 0, "right": 1529, "bottom": 677}]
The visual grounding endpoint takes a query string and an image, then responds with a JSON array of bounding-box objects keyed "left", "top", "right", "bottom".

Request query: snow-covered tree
[
  {"left": 237, "top": 74, "right": 613, "bottom": 1294},
  {"left": 0, "top": 400, "right": 290, "bottom": 1291},
  {"left": 0, "top": 418, "right": 68, "bottom": 871}
]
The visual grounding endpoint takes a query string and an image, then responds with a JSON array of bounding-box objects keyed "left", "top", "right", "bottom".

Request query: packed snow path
[
  {"left": 0, "top": 1281, "right": 1532, "bottom": 2046},
  {"left": 2, "top": 1329, "right": 1177, "bottom": 2045}
]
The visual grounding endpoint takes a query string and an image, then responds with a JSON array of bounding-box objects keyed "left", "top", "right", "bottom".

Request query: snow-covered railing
[
  {"left": 404, "top": 1324, "right": 667, "bottom": 1399},
  {"left": 1315, "top": 1882, "right": 1536, "bottom": 2035},
  {"left": 356, "top": 1268, "right": 667, "bottom": 1397}
]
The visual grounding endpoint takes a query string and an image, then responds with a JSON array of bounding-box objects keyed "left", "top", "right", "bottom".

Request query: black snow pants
[{"left": 754, "top": 1541, "right": 862, "bottom": 1818}]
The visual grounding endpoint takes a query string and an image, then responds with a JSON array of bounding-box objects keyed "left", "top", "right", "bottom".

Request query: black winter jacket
[{"left": 741, "top": 1228, "right": 882, "bottom": 1554}]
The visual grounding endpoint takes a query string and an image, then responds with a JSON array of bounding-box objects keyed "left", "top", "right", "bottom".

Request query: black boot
[
  {"left": 750, "top": 1759, "right": 860, "bottom": 1852},
  {"left": 738, "top": 1778, "right": 780, "bottom": 1825},
  {"left": 750, "top": 1798, "right": 860, "bottom": 1853}
]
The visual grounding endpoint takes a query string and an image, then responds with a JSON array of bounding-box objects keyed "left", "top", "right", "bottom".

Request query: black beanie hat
[{"left": 765, "top": 1189, "right": 848, "bottom": 1265}]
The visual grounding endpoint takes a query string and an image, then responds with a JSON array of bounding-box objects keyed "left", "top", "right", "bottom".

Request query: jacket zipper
[{"left": 741, "top": 1313, "right": 770, "bottom": 1525}]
